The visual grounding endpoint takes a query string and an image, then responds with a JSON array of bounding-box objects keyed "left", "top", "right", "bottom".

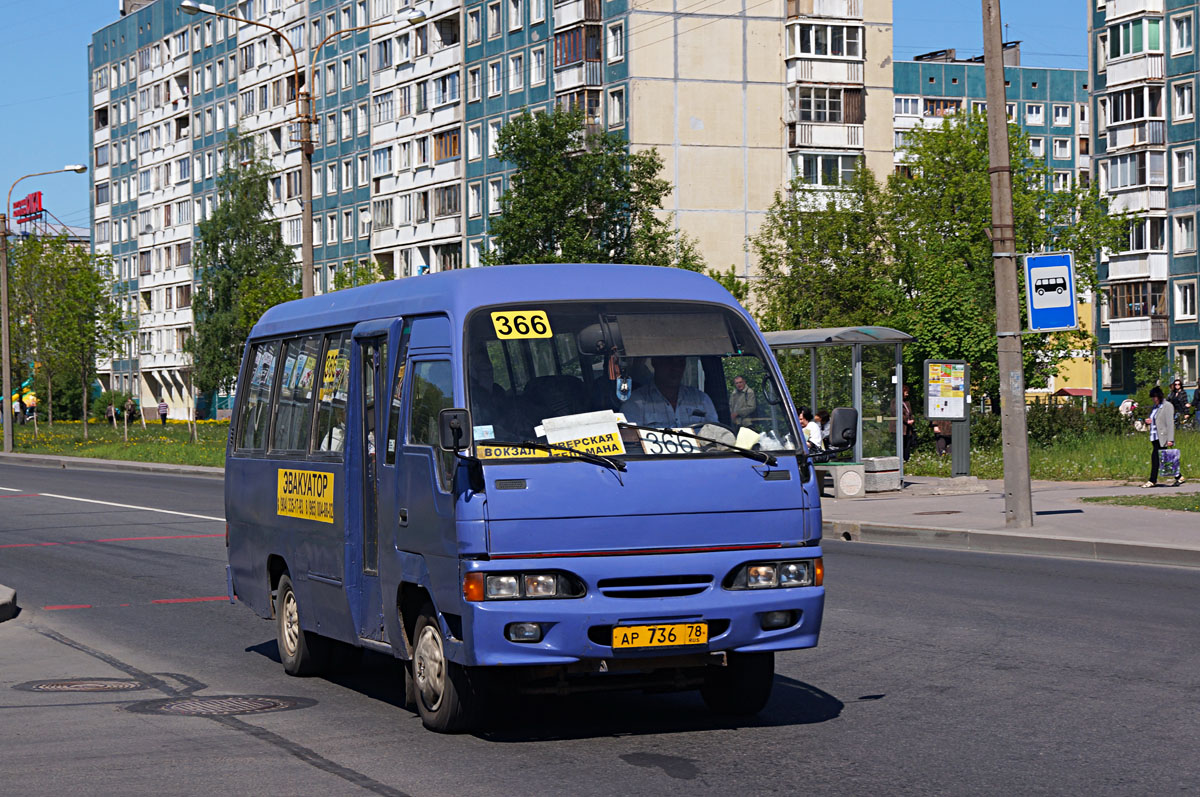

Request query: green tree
[
  {"left": 331, "top": 258, "right": 386, "bottom": 291},
  {"left": 187, "top": 130, "right": 299, "bottom": 396},
  {"left": 483, "top": 108, "right": 706, "bottom": 272},
  {"left": 749, "top": 111, "right": 1128, "bottom": 401}
]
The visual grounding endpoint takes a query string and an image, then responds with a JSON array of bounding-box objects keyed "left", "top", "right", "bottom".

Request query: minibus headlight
[
  {"left": 725, "top": 559, "right": 819, "bottom": 590},
  {"left": 485, "top": 575, "right": 520, "bottom": 599},
  {"left": 464, "top": 572, "right": 585, "bottom": 601}
]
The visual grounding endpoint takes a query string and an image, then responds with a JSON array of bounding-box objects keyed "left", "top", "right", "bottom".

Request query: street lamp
[
  {"left": 1, "top": 165, "right": 89, "bottom": 453},
  {"left": 181, "top": 0, "right": 418, "bottom": 298}
]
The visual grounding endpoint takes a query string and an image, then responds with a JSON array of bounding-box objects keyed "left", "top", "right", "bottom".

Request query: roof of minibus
[{"left": 249, "top": 263, "right": 740, "bottom": 340}]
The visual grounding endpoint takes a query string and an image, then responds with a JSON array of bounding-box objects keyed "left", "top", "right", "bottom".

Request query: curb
[
  {"left": 0, "top": 452, "right": 223, "bottom": 479},
  {"left": 825, "top": 520, "right": 1200, "bottom": 569},
  {"left": 0, "top": 584, "right": 16, "bottom": 623}
]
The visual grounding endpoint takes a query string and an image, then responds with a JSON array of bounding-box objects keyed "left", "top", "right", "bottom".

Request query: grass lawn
[
  {"left": 11, "top": 420, "right": 227, "bottom": 467},
  {"left": 1080, "top": 494, "right": 1200, "bottom": 512},
  {"left": 904, "top": 429, "right": 1200, "bottom": 482}
]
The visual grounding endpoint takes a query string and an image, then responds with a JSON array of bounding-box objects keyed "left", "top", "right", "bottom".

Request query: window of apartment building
[
  {"left": 1110, "top": 85, "right": 1163, "bottom": 124},
  {"left": 358, "top": 155, "right": 369, "bottom": 186},
  {"left": 489, "top": 178, "right": 503, "bottom": 214},
  {"left": 791, "top": 153, "right": 859, "bottom": 187},
  {"left": 358, "top": 52, "right": 368, "bottom": 82},
  {"left": 342, "top": 108, "right": 353, "bottom": 139},
  {"left": 1053, "top": 138, "right": 1072, "bottom": 159},
  {"left": 342, "top": 209, "right": 354, "bottom": 242},
  {"left": 373, "top": 197, "right": 393, "bottom": 229},
  {"left": 1029, "top": 137, "right": 1045, "bottom": 158},
  {"left": 468, "top": 182, "right": 482, "bottom": 217},
  {"left": 434, "top": 72, "right": 459, "bottom": 104},
  {"left": 467, "top": 125, "right": 482, "bottom": 160},
  {"left": 488, "top": 60, "right": 502, "bottom": 96},
  {"left": 285, "top": 169, "right": 301, "bottom": 199},
  {"left": 894, "top": 96, "right": 920, "bottom": 116},
  {"left": 396, "top": 31, "right": 410, "bottom": 62},
  {"left": 434, "top": 129, "right": 460, "bottom": 161},
  {"left": 1025, "top": 103, "right": 1044, "bottom": 125},
  {"left": 508, "top": 54, "right": 524, "bottom": 92},
  {"left": 414, "top": 136, "right": 429, "bottom": 166},
  {"left": 487, "top": 2, "right": 501, "bottom": 37},
  {"left": 1106, "top": 150, "right": 1166, "bottom": 190},
  {"left": 1128, "top": 217, "right": 1166, "bottom": 251},
  {"left": 325, "top": 63, "right": 337, "bottom": 94},
  {"left": 531, "top": 0, "right": 545, "bottom": 24},
  {"left": 414, "top": 191, "right": 430, "bottom": 223},
  {"left": 1174, "top": 81, "right": 1194, "bottom": 120},
  {"left": 357, "top": 103, "right": 368, "bottom": 135},
  {"left": 789, "top": 23, "right": 862, "bottom": 58},
  {"left": 359, "top": 206, "right": 371, "bottom": 238},
  {"left": 608, "top": 22, "right": 624, "bottom": 63},
  {"left": 555, "top": 25, "right": 601, "bottom": 67},
  {"left": 94, "top": 144, "right": 109, "bottom": 169},
  {"left": 923, "top": 98, "right": 960, "bottom": 118},
  {"left": 468, "top": 66, "right": 482, "bottom": 101},
  {"left": 325, "top": 112, "right": 337, "bottom": 144},
  {"left": 397, "top": 140, "right": 412, "bottom": 170},
  {"left": 509, "top": 0, "right": 523, "bottom": 30},
  {"left": 468, "top": 8, "right": 481, "bottom": 43},
  {"left": 1175, "top": 280, "right": 1198, "bottom": 320},
  {"left": 343, "top": 159, "right": 354, "bottom": 190},
  {"left": 416, "top": 80, "right": 429, "bottom": 113},
  {"left": 608, "top": 88, "right": 625, "bottom": 128},
  {"left": 1052, "top": 171, "right": 1072, "bottom": 192},
  {"left": 1176, "top": 148, "right": 1196, "bottom": 187},
  {"left": 434, "top": 185, "right": 460, "bottom": 218},
  {"left": 1177, "top": 215, "right": 1197, "bottom": 252},
  {"left": 414, "top": 25, "right": 428, "bottom": 57},
  {"left": 531, "top": 48, "right": 546, "bottom": 85},
  {"left": 1172, "top": 13, "right": 1193, "bottom": 56},
  {"left": 1110, "top": 281, "right": 1167, "bottom": 319},
  {"left": 95, "top": 182, "right": 110, "bottom": 205},
  {"left": 398, "top": 85, "right": 412, "bottom": 116},
  {"left": 1052, "top": 104, "right": 1071, "bottom": 126},
  {"left": 373, "top": 91, "right": 394, "bottom": 124},
  {"left": 341, "top": 58, "right": 352, "bottom": 88},
  {"left": 488, "top": 119, "right": 502, "bottom": 157},
  {"left": 1109, "top": 17, "right": 1162, "bottom": 60},
  {"left": 1178, "top": 347, "right": 1198, "bottom": 386},
  {"left": 375, "top": 38, "right": 393, "bottom": 70},
  {"left": 372, "top": 146, "right": 393, "bottom": 176},
  {"left": 327, "top": 163, "right": 338, "bottom": 194},
  {"left": 971, "top": 100, "right": 987, "bottom": 115}
]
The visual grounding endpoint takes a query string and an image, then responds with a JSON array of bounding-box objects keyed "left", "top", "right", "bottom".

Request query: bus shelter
[{"left": 764, "top": 327, "right": 912, "bottom": 473}]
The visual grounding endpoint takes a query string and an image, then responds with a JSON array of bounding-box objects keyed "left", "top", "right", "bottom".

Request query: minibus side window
[
  {"left": 384, "top": 325, "right": 412, "bottom": 466},
  {"left": 271, "top": 334, "right": 322, "bottom": 453},
  {"left": 314, "top": 330, "right": 353, "bottom": 455},
  {"left": 409, "top": 360, "right": 455, "bottom": 487},
  {"left": 237, "top": 341, "right": 279, "bottom": 451}
]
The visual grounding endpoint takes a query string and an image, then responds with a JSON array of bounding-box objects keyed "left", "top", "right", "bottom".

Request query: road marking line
[
  {"left": 0, "top": 533, "right": 223, "bottom": 549},
  {"left": 44, "top": 604, "right": 94, "bottom": 611},
  {"left": 151, "top": 596, "right": 228, "bottom": 604},
  {"left": 42, "top": 596, "right": 229, "bottom": 611},
  {"left": 36, "top": 492, "right": 224, "bottom": 521}
]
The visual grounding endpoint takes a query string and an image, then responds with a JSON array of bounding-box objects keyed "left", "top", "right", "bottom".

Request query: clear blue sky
[{"left": 0, "top": 0, "right": 1089, "bottom": 230}]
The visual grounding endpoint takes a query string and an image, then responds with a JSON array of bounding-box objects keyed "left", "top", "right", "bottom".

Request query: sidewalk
[
  {"left": 0, "top": 452, "right": 222, "bottom": 479},
  {"left": 823, "top": 476, "right": 1200, "bottom": 568}
]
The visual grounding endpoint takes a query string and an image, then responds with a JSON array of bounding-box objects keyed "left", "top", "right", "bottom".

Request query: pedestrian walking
[
  {"left": 158, "top": 398, "right": 169, "bottom": 426},
  {"left": 1143, "top": 386, "right": 1185, "bottom": 488}
]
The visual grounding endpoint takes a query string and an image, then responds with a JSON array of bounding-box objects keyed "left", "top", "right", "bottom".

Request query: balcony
[
  {"left": 553, "top": 0, "right": 601, "bottom": 29},
  {"left": 787, "top": 0, "right": 862, "bottom": 18},
  {"left": 1107, "top": 120, "right": 1165, "bottom": 150},
  {"left": 1108, "top": 187, "right": 1168, "bottom": 213},
  {"left": 1106, "top": 0, "right": 1164, "bottom": 23},
  {"left": 1108, "top": 251, "right": 1169, "bottom": 281},
  {"left": 1108, "top": 316, "right": 1169, "bottom": 345},
  {"left": 554, "top": 60, "right": 603, "bottom": 92},
  {"left": 789, "top": 122, "right": 863, "bottom": 149},
  {"left": 1106, "top": 54, "right": 1164, "bottom": 88},
  {"left": 787, "top": 58, "right": 863, "bottom": 85}
]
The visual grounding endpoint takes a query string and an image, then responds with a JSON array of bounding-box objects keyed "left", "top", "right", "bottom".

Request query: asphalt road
[{"left": 1, "top": 461, "right": 1198, "bottom": 795}]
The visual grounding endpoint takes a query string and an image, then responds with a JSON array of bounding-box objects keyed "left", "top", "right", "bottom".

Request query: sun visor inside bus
[{"left": 617, "top": 313, "right": 732, "bottom": 357}]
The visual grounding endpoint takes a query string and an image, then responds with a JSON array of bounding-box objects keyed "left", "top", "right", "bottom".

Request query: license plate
[{"left": 612, "top": 622, "right": 708, "bottom": 650}]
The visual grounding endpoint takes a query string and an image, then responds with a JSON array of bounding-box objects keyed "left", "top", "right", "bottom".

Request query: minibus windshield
[{"left": 466, "top": 302, "right": 800, "bottom": 461}]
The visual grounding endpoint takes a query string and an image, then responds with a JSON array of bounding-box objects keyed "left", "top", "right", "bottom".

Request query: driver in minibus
[{"left": 621, "top": 355, "right": 719, "bottom": 428}]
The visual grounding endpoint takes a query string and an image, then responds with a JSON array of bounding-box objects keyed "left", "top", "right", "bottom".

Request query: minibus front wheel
[
  {"left": 701, "top": 651, "right": 775, "bottom": 716},
  {"left": 412, "top": 604, "right": 481, "bottom": 733}
]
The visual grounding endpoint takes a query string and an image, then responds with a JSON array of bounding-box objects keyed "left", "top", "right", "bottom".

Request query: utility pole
[
  {"left": 981, "top": 0, "right": 1034, "bottom": 528},
  {"left": 0, "top": 213, "right": 10, "bottom": 453},
  {"left": 300, "top": 90, "right": 315, "bottom": 298}
]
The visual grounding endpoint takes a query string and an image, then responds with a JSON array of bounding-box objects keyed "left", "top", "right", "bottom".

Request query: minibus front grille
[{"left": 596, "top": 574, "right": 712, "bottom": 599}]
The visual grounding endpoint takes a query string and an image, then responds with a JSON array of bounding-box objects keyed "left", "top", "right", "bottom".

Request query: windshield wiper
[
  {"left": 617, "top": 423, "right": 777, "bottom": 467},
  {"left": 484, "top": 440, "right": 628, "bottom": 473}
]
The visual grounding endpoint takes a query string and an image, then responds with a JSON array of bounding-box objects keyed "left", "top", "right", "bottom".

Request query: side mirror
[
  {"left": 830, "top": 407, "right": 858, "bottom": 448},
  {"left": 761, "top": 377, "right": 782, "bottom": 406},
  {"left": 438, "top": 408, "right": 472, "bottom": 452}
]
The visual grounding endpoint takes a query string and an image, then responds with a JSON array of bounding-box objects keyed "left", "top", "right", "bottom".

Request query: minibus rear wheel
[
  {"left": 276, "top": 574, "right": 331, "bottom": 676},
  {"left": 701, "top": 651, "right": 775, "bottom": 716},
  {"left": 412, "top": 604, "right": 479, "bottom": 733}
]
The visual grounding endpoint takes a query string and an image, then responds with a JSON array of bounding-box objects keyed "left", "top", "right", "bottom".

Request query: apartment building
[
  {"left": 1090, "top": 0, "right": 1200, "bottom": 402},
  {"left": 90, "top": 0, "right": 897, "bottom": 413},
  {"left": 894, "top": 48, "right": 1096, "bottom": 397}
]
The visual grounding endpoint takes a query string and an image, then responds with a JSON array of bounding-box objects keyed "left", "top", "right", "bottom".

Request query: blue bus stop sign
[{"left": 1023, "top": 252, "right": 1077, "bottom": 332}]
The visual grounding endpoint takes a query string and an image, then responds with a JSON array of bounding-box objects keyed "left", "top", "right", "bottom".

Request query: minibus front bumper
[{"left": 457, "top": 549, "right": 825, "bottom": 668}]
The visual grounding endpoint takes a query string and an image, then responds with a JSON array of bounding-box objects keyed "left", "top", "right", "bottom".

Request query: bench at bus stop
[{"left": 815, "top": 457, "right": 901, "bottom": 499}]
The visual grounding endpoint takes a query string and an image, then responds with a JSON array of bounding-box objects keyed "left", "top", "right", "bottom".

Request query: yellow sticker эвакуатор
[{"left": 277, "top": 469, "right": 335, "bottom": 523}]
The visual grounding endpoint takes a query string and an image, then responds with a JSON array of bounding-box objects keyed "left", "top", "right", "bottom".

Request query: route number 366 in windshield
[
  {"left": 638, "top": 429, "right": 700, "bottom": 455},
  {"left": 491, "top": 310, "right": 553, "bottom": 339}
]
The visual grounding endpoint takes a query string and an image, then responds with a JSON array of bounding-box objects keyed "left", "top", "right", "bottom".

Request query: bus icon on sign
[{"left": 1034, "top": 276, "right": 1068, "bottom": 296}]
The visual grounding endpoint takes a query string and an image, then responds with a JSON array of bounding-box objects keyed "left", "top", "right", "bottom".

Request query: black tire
[
  {"left": 411, "top": 603, "right": 480, "bottom": 733},
  {"left": 276, "top": 574, "right": 330, "bottom": 676},
  {"left": 701, "top": 651, "right": 775, "bottom": 716}
]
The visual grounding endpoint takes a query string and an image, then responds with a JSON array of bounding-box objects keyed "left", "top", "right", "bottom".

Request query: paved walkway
[{"left": 823, "top": 476, "right": 1200, "bottom": 568}]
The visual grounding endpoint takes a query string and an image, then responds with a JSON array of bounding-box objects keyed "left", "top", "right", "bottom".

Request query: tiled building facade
[
  {"left": 1090, "top": 0, "right": 1200, "bottom": 402},
  {"left": 90, "top": 0, "right": 899, "bottom": 415}
]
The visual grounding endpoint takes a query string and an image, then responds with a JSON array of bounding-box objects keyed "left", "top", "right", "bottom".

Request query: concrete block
[
  {"left": 863, "top": 457, "right": 901, "bottom": 492},
  {"left": 816, "top": 463, "right": 866, "bottom": 499},
  {"left": 0, "top": 584, "right": 16, "bottom": 623}
]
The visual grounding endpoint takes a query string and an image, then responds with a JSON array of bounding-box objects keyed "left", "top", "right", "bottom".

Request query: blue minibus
[{"left": 225, "top": 263, "right": 854, "bottom": 732}]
